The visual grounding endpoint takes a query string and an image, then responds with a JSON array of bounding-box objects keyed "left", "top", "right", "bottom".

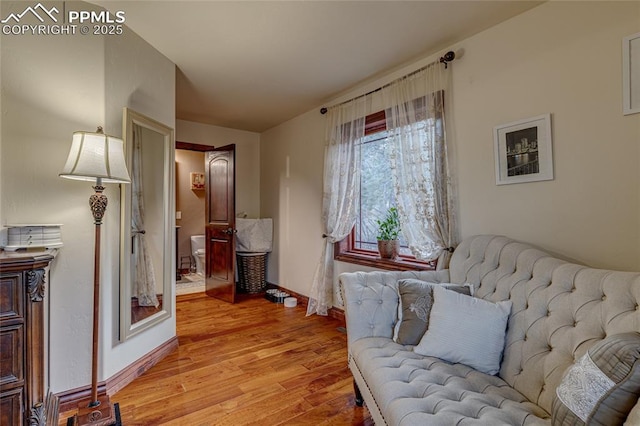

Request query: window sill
[{"left": 334, "top": 251, "right": 436, "bottom": 271}]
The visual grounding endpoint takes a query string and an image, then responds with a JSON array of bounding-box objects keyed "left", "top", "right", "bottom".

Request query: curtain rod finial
[
  {"left": 320, "top": 107, "right": 328, "bottom": 115},
  {"left": 439, "top": 51, "right": 456, "bottom": 69}
]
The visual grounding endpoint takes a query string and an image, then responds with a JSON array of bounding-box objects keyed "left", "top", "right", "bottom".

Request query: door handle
[{"left": 221, "top": 228, "right": 237, "bottom": 235}]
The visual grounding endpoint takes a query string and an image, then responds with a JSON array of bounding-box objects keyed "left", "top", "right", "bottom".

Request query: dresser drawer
[
  {"left": 0, "top": 274, "right": 24, "bottom": 323},
  {"left": 0, "top": 324, "right": 24, "bottom": 387},
  {"left": 0, "top": 387, "right": 23, "bottom": 426}
]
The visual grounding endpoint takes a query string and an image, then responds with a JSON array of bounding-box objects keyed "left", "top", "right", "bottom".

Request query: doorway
[
  {"left": 174, "top": 141, "right": 237, "bottom": 303},
  {"left": 175, "top": 142, "right": 210, "bottom": 295}
]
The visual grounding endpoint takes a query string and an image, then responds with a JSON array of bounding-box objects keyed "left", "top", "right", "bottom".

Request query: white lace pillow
[
  {"left": 552, "top": 332, "right": 640, "bottom": 425},
  {"left": 414, "top": 286, "right": 512, "bottom": 375}
]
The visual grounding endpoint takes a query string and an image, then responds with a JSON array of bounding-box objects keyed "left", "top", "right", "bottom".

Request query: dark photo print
[{"left": 505, "top": 127, "right": 539, "bottom": 176}]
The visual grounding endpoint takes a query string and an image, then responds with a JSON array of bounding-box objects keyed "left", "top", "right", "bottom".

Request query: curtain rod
[{"left": 319, "top": 51, "right": 455, "bottom": 115}]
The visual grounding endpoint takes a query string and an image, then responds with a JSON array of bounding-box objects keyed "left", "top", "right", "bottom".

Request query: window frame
[{"left": 333, "top": 108, "right": 436, "bottom": 271}]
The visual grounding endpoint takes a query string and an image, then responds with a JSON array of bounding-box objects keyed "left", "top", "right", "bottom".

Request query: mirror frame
[{"left": 119, "top": 107, "right": 174, "bottom": 341}]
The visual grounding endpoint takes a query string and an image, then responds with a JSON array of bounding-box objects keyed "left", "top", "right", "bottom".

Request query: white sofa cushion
[
  {"left": 350, "top": 337, "right": 550, "bottom": 425},
  {"left": 414, "top": 286, "right": 512, "bottom": 375}
]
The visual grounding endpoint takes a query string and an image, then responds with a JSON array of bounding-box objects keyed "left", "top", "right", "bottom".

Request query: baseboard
[
  {"left": 267, "top": 283, "right": 345, "bottom": 324},
  {"left": 56, "top": 336, "right": 178, "bottom": 412},
  {"left": 56, "top": 384, "right": 108, "bottom": 413},
  {"left": 106, "top": 336, "right": 178, "bottom": 395}
]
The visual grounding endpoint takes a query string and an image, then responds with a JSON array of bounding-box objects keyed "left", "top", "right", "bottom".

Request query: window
[
  {"left": 354, "top": 129, "right": 412, "bottom": 256},
  {"left": 334, "top": 109, "right": 437, "bottom": 271}
]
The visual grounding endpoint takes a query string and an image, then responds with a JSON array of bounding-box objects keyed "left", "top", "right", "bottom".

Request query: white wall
[
  {"left": 176, "top": 119, "right": 261, "bottom": 219},
  {"left": 1, "top": 1, "right": 176, "bottom": 392},
  {"left": 260, "top": 1, "right": 640, "bottom": 304},
  {"left": 260, "top": 109, "right": 325, "bottom": 293}
]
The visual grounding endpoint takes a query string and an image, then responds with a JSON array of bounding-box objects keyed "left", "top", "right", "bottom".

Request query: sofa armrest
[{"left": 339, "top": 269, "right": 450, "bottom": 347}]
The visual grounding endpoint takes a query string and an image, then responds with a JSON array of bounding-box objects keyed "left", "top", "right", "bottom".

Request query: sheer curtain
[
  {"left": 382, "top": 64, "right": 456, "bottom": 268},
  {"left": 132, "top": 124, "right": 159, "bottom": 308},
  {"left": 306, "top": 96, "right": 369, "bottom": 316}
]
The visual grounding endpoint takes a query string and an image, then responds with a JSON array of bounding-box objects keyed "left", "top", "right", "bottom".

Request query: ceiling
[{"left": 94, "top": 1, "right": 542, "bottom": 133}]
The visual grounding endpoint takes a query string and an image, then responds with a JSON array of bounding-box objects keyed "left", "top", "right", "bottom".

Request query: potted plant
[{"left": 376, "top": 207, "right": 401, "bottom": 259}]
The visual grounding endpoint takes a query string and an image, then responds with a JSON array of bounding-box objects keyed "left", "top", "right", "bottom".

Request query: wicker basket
[{"left": 237, "top": 252, "right": 267, "bottom": 294}]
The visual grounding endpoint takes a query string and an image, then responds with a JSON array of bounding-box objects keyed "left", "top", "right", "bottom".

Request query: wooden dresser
[{"left": 0, "top": 251, "right": 55, "bottom": 426}]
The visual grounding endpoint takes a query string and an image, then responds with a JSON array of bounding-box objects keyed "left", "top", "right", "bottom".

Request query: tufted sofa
[{"left": 339, "top": 235, "right": 640, "bottom": 425}]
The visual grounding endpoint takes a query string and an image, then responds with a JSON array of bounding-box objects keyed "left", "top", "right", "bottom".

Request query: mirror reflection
[{"left": 120, "top": 108, "right": 174, "bottom": 340}]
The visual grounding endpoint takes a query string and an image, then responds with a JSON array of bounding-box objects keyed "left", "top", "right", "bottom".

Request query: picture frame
[
  {"left": 493, "top": 114, "right": 553, "bottom": 185},
  {"left": 623, "top": 32, "right": 640, "bottom": 115},
  {"left": 190, "top": 172, "right": 204, "bottom": 190}
]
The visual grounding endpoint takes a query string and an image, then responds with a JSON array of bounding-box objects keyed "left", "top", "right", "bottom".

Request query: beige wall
[
  {"left": 175, "top": 149, "right": 205, "bottom": 262},
  {"left": 1, "top": 1, "right": 176, "bottom": 392},
  {"left": 453, "top": 1, "right": 639, "bottom": 271},
  {"left": 260, "top": 109, "right": 326, "bottom": 292},
  {"left": 2, "top": 0, "right": 106, "bottom": 393},
  {"left": 176, "top": 119, "right": 261, "bottom": 219},
  {"left": 260, "top": 1, "right": 640, "bottom": 303}
]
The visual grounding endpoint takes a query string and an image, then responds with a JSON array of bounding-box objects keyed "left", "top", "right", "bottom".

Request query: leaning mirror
[{"left": 120, "top": 108, "right": 174, "bottom": 340}]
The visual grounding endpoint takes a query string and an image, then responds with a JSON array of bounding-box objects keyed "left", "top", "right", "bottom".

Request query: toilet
[{"left": 190, "top": 235, "right": 205, "bottom": 276}]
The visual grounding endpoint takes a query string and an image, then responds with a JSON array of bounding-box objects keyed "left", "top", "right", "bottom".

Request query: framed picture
[
  {"left": 190, "top": 172, "right": 204, "bottom": 190},
  {"left": 623, "top": 32, "right": 640, "bottom": 115},
  {"left": 494, "top": 114, "right": 553, "bottom": 185}
]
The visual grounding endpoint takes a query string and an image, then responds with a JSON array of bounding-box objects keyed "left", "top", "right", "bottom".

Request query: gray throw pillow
[
  {"left": 552, "top": 332, "right": 640, "bottom": 426},
  {"left": 393, "top": 279, "right": 472, "bottom": 346}
]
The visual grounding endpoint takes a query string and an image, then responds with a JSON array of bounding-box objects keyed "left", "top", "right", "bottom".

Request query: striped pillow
[{"left": 552, "top": 332, "right": 640, "bottom": 426}]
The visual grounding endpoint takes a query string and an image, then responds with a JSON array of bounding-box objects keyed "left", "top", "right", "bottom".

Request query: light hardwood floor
[{"left": 63, "top": 292, "right": 373, "bottom": 425}]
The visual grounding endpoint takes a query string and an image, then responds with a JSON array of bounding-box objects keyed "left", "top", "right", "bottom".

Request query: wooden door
[{"left": 205, "top": 145, "right": 236, "bottom": 303}]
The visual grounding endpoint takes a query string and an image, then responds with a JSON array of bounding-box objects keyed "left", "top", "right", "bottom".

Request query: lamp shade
[{"left": 59, "top": 128, "right": 130, "bottom": 184}]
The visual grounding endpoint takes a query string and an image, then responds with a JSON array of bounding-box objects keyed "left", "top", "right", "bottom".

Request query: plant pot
[{"left": 378, "top": 240, "right": 399, "bottom": 260}]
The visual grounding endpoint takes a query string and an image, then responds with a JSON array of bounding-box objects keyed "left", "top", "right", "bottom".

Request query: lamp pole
[{"left": 88, "top": 178, "right": 106, "bottom": 408}]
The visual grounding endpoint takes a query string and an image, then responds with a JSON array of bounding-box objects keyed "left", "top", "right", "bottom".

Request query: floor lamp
[{"left": 60, "top": 127, "right": 130, "bottom": 425}]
